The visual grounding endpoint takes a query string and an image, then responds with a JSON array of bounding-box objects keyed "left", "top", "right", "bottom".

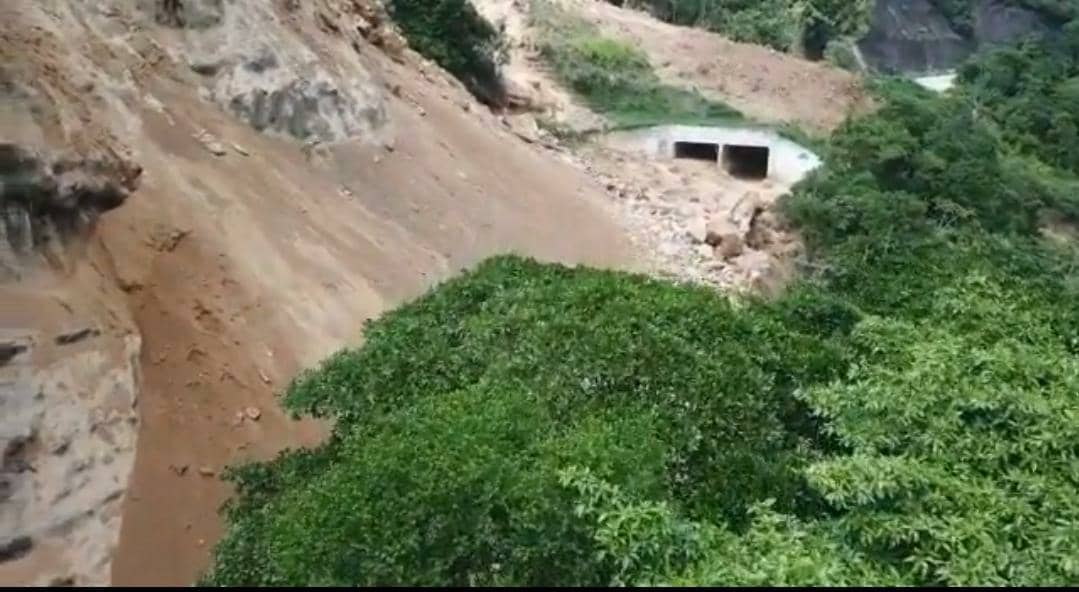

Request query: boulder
[
  {"left": 685, "top": 216, "right": 708, "bottom": 244},
  {"left": 704, "top": 218, "right": 744, "bottom": 259},
  {"left": 729, "top": 191, "right": 764, "bottom": 233}
]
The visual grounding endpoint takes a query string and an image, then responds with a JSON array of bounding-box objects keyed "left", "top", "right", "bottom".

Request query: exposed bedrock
[
  {"left": 150, "top": 0, "right": 391, "bottom": 142},
  {"left": 859, "top": 0, "right": 1056, "bottom": 74},
  {"left": 0, "top": 145, "right": 142, "bottom": 279}
]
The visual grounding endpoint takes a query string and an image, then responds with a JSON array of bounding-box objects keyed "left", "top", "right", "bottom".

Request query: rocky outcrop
[
  {"left": 858, "top": 0, "right": 1056, "bottom": 74},
  {"left": 0, "top": 326, "right": 141, "bottom": 587},
  {"left": 151, "top": 0, "right": 392, "bottom": 142},
  {"left": 0, "top": 145, "right": 141, "bottom": 279}
]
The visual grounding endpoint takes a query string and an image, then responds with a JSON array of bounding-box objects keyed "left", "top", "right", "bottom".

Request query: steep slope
[
  {"left": 0, "top": 0, "right": 635, "bottom": 585},
  {"left": 569, "top": 0, "right": 872, "bottom": 132}
]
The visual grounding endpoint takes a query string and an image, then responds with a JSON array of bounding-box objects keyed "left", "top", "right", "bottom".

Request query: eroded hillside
[{"left": 0, "top": 0, "right": 635, "bottom": 585}]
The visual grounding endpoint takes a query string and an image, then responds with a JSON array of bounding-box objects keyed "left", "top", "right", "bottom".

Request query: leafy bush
[
  {"left": 530, "top": 0, "right": 744, "bottom": 128},
  {"left": 823, "top": 38, "right": 863, "bottom": 71},
  {"left": 386, "top": 0, "right": 508, "bottom": 105},
  {"left": 202, "top": 255, "right": 853, "bottom": 586},
  {"left": 959, "top": 22, "right": 1079, "bottom": 175}
]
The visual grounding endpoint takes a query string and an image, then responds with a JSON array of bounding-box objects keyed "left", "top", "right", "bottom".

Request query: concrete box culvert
[
  {"left": 673, "top": 141, "right": 720, "bottom": 162},
  {"left": 607, "top": 125, "right": 822, "bottom": 185},
  {"left": 721, "top": 145, "right": 770, "bottom": 180}
]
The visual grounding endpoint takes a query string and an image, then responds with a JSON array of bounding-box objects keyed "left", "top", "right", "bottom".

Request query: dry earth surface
[
  {"left": 0, "top": 0, "right": 635, "bottom": 585},
  {"left": 570, "top": 0, "right": 874, "bottom": 132}
]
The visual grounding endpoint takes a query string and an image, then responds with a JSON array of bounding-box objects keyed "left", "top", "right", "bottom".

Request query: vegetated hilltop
[
  {"left": 0, "top": 0, "right": 634, "bottom": 586},
  {"left": 202, "top": 10, "right": 1079, "bottom": 588}
]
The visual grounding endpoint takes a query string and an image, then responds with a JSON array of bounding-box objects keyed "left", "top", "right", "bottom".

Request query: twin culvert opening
[{"left": 673, "top": 141, "right": 770, "bottom": 180}]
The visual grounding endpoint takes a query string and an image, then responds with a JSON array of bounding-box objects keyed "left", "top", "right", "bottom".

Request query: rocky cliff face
[
  {"left": 859, "top": 0, "right": 1056, "bottom": 73},
  {"left": 0, "top": 145, "right": 142, "bottom": 279}
]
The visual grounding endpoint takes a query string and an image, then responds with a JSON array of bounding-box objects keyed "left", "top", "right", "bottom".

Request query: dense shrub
[
  {"left": 203, "top": 255, "right": 852, "bottom": 586},
  {"left": 530, "top": 0, "right": 743, "bottom": 128},
  {"left": 386, "top": 0, "right": 508, "bottom": 106},
  {"left": 959, "top": 21, "right": 1079, "bottom": 175}
]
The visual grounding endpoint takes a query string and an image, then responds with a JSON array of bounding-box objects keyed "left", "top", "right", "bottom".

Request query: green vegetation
[
  {"left": 959, "top": 20, "right": 1079, "bottom": 175},
  {"left": 609, "top": 0, "right": 873, "bottom": 57},
  {"left": 385, "top": 0, "right": 508, "bottom": 105},
  {"left": 202, "top": 256, "right": 846, "bottom": 586},
  {"left": 531, "top": 0, "right": 744, "bottom": 129},
  {"left": 203, "top": 11, "right": 1079, "bottom": 588}
]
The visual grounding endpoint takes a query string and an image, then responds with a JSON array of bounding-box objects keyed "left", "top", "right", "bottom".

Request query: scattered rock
[
  {"left": 54, "top": 328, "right": 100, "bottom": 346},
  {"left": 197, "top": 466, "right": 215, "bottom": 477},
  {"left": 148, "top": 226, "right": 191, "bottom": 253},
  {"left": 704, "top": 218, "right": 744, "bottom": 259},
  {"left": 0, "top": 536, "right": 33, "bottom": 563},
  {"left": 231, "top": 143, "right": 250, "bottom": 157},
  {"left": 0, "top": 342, "right": 28, "bottom": 365},
  {"left": 746, "top": 210, "right": 779, "bottom": 250},
  {"left": 686, "top": 217, "right": 707, "bottom": 243},
  {"left": 243, "top": 406, "right": 261, "bottom": 421},
  {"left": 169, "top": 464, "right": 188, "bottom": 477},
  {"left": 193, "top": 130, "right": 228, "bottom": 157},
  {"left": 52, "top": 440, "right": 70, "bottom": 456},
  {"left": 730, "top": 191, "right": 764, "bottom": 232},
  {"left": 735, "top": 250, "right": 786, "bottom": 295}
]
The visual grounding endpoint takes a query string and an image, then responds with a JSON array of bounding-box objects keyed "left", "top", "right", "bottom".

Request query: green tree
[{"left": 386, "top": 0, "right": 508, "bottom": 106}]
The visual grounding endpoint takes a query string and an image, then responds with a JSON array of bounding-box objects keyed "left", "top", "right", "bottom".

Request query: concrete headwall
[
  {"left": 913, "top": 72, "right": 958, "bottom": 93},
  {"left": 606, "top": 125, "right": 822, "bottom": 184}
]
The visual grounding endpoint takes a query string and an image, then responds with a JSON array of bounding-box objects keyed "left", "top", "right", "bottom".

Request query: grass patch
[{"left": 529, "top": 0, "right": 744, "bottom": 129}]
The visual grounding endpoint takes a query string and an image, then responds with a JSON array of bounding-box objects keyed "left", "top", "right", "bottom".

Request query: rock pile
[{"left": 578, "top": 151, "right": 802, "bottom": 295}]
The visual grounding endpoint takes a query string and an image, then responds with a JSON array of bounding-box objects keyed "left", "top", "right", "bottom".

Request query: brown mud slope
[
  {"left": 0, "top": 0, "right": 634, "bottom": 586},
  {"left": 571, "top": 0, "right": 873, "bottom": 132}
]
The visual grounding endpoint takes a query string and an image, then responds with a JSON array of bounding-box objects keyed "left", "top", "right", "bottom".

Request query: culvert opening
[
  {"left": 673, "top": 141, "right": 719, "bottom": 162},
  {"left": 722, "top": 144, "right": 770, "bottom": 179}
]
